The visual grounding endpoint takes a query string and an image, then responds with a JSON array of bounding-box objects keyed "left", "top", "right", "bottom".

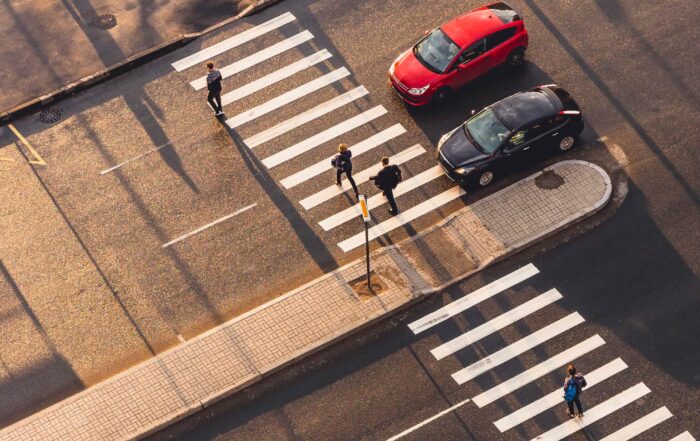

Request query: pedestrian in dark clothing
[
  {"left": 206, "top": 61, "right": 224, "bottom": 116},
  {"left": 332, "top": 143, "right": 359, "bottom": 199},
  {"left": 563, "top": 363, "right": 587, "bottom": 418},
  {"left": 370, "top": 156, "right": 402, "bottom": 215}
]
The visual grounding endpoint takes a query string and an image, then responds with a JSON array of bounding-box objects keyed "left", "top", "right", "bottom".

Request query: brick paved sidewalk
[{"left": 0, "top": 160, "right": 611, "bottom": 441}]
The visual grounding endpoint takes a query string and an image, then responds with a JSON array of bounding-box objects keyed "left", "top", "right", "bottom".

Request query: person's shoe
[
  {"left": 568, "top": 413, "right": 575, "bottom": 419},
  {"left": 336, "top": 181, "right": 342, "bottom": 186},
  {"left": 215, "top": 111, "right": 224, "bottom": 116},
  {"left": 578, "top": 413, "right": 584, "bottom": 418},
  {"left": 388, "top": 208, "right": 398, "bottom": 216}
]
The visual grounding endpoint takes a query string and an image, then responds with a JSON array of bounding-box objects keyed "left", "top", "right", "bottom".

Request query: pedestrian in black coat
[
  {"left": 370, "top": 156, "right": 402, "bottom": 215},
  {"left": 205, "top": 61, "right": 224, "bottom": 116},
  {"left": 332, "top": 143, "right": 359, "bottom": 199}
]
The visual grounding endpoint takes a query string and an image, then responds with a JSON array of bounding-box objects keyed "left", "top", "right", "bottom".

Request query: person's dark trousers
[
  {"left": 383, "top": 189, "right": 398, "bottom": 214},
  {"left": 207, "top": 91, "right": 223, "bottom": 113},
  {"left": 566, "top": 397, "right": 583, "bottom": 415},
  {"left": 337, "top": 167, "right": 359, "bottom": 196}
]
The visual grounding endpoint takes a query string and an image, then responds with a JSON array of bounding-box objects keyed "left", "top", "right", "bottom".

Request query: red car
[{"left": 389, "top": 2, "right": 528, "bottom": 106}]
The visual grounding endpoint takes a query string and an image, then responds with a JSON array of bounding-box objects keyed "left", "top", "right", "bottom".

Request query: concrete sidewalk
[
  {"left": 0, "top": 160, "right": 611, "bottom": 441},
  {"left": 0, "top": 0, "right": 276, "bottom": 121}
]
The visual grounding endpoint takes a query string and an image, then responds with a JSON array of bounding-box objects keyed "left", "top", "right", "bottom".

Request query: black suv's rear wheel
[{"left": 559, "top": 135, "right": 576, "bottom": 151}]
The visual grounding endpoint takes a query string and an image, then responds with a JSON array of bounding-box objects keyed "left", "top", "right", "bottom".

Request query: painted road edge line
[
  {"left": 162, "top": 203, "right": 257, "bottom": 248},
  {"left": 385, "top": 398, "right": 471, "bottom": 441}
]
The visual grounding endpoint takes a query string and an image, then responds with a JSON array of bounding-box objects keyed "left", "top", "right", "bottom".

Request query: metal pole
[{"left": 365, "top": 219, "right": 370, "bottom": 289}]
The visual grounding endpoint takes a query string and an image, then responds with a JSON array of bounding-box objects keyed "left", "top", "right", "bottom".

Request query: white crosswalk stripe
[
  {"left": 262, "top": 106, "right": 387, "bottom": 168},
  {"left": 452, "top": 312, "right": 585, "bottom": 385},
  {"left": 220, "top": 50, "right": 332, "bottom": 106},
  {"left": 300, "top": 144, "right": 425, "bottom": 210},
  {"left": 598, "top": 406, "right": 673, "bottom": 441},
  {"left": 338, "top": 186, "right": 466, "bottom": 252},
  {"left": 432, "top": 289, "right": 563, "bottom": 361},
  {"left": 280, "top": 124, "right": 406, "bottom": 189},
  {"left": 190, "top": 30, "right": 314, "bottom": 90},
  {"left": 172, "top": 12, "right": 296, "bottom": 72},
  {"left": 669, "top": 432, "right": 697, "bottom": 441},
  {"left": 408, "top": 264, "right": 540, "bottom": 334},
  {"left": 492, "top": 357, "right": 626, "bottom": 431},
  {"left": 226, "top": 67, "right": 351, "bottom": 128},
  {"left": 318, "top": 165, "right": 442, "bottom": 230},
  {"left": 243, "top": 86, "right": 369, "bottom": 148},
  {"left": 531, "top": 383, "right": 652, "bottom": 441}
]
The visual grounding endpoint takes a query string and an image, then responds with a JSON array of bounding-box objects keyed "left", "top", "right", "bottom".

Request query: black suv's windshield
[
  {"left": 414, "top": 28, "right": 460, "bottom": 73},
  {"left": 465, "top": 108, "right": 511, "bottom": 154}
]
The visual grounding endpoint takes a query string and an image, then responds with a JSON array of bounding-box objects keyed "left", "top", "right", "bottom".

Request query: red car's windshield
[{"left": 413, "top": 28, "right": 460, "bottom": 73}]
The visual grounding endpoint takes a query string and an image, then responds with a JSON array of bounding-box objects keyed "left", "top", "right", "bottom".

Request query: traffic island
[{"left": 0, "top": 160, "right": 612, "bottom": 441}]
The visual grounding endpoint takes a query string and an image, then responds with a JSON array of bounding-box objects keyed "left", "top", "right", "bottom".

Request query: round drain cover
[
  {"left": 39, "top": 108, "right": 62, "bottom": 124},
  {"left": 92, "top": 14, "right": 117, "bottom": 29}
]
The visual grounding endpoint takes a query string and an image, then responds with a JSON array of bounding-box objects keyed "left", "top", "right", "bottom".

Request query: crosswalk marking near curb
[
  {"left": 408, "top": 264, "right": 540, "bottom": 334},
  {"left": 337, "top": 186, "right": 466, "bottom": 252},
  {"left": 226, "top": 67, "right": 350, "bottom": 128},
  {"left": 300, "top": 144, "right": 425, "bottom": 210},
  {"left": 172, "top": 12, "right": 296, "bottom": 72},
  {"left": 262, "top": 106, "right": 387, "bottom": 168},
  {"left": 493, "top": 357, "right": 626, "bottom": 431},
  {"left": 243, "top": 86, "right": 369, "bottom": 148},
  {"left": 452, "top": 312, "right": 585, "bottom": 385},
  {"left": 280, "top": 123, "right": 405, "bottom": 188},
  {"left": 598, "top": 406, "right": 673, "bottom": 441},
  {"left": 319, "top": 165, "right": 443, "bottom": 230},
  {"left": 669, "top": 432, "right": 697, "bottom": 441},
  {"left": 220, "top": 50, "right": 332, "bottom": 106},
  {"left": 531, "top": 382, "right": 652, "bottom": 441},
  {"left": 432, "top": 289, "right": 563, "bottom": 361},
  {"left": 190, "top": 30, "right": 314, "bottom": 90}
]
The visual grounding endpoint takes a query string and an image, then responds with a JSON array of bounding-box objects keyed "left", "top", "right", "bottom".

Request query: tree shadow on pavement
[
  {"left": 0, "top": 260, "right": 83, "bottom": 428},
  {"left": 221, "top": 121, "right": 338, "bottom": 273}
]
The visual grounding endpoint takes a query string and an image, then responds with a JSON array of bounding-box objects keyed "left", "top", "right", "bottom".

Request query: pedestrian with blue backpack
[{"left": 563, "top": 363, "right": 587, "bottom": 418}]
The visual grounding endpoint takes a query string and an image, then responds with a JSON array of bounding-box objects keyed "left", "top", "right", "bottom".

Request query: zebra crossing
[
  {"left": 404, "top": 263, "right": 695, "bottom": 440},
  {"left": 170, "top": 11, "right": 460, "bottom": 252}
]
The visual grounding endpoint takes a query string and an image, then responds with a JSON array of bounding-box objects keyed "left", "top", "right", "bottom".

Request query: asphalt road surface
[{"left": 0, "top": 0, "right": 698, "bottom": 433}]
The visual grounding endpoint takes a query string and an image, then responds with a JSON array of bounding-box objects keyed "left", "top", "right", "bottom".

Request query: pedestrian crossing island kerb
[{"left": 0, "top": 160, "right": 624, "bottom": 441}]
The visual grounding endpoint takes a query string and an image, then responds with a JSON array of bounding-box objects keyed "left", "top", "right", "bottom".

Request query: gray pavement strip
[
  {"left": 0, "top": 161, "right": 612, "bottom": 441},
  {"left": 0, "top": 0, "right": 283, "bottom": 124}
]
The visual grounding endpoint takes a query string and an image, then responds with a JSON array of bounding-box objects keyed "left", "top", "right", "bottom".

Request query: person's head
[
  {"left": 338, "top": 143, "right": 348, "bottom": 152},
  {"left": 206, "top": 62, "right": 214, "bottom": 71},
  {"left": 567, "top": 364, "right": 576, "bottom": 376},
  {"left": 381, "top": 156, "right": 390, "bottom": 166}
]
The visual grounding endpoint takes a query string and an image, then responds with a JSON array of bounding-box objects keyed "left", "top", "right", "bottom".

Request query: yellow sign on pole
[{"left": 359, "top": 194, "right": 370, "bottom": 222}]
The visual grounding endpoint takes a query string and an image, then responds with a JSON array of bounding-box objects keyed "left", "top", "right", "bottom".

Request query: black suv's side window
[
  {"left": 456, "top": 38, "right": 486, "bottom": 65},
  {"left": 485, "top": 27, "right": 517, "bottom": 51},
  {"left": 506, "top": 121, "right": 547, "bottom": 150}
]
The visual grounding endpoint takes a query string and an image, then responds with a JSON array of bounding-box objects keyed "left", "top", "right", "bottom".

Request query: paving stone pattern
[{"left": 0, "top": 161, "right": 611, "bottom": 441}]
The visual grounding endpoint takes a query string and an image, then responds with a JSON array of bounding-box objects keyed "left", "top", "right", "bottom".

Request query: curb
[
  {"left": 0, "top": 0, "right": 283, "bottom": 124},
  {"left": 133, "top": 160, "right": 614, "bottom": 438}
]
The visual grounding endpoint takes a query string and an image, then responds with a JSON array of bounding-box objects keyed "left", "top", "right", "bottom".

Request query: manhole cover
[
  {"left": 535, "top": 170, "right": 565, "bottom": 190},
  {"left": 92, "top": 14, "right": 117, "bottom": 29},
  {"left": 39, "top": 108, "right": 61, "bottom": 124}
]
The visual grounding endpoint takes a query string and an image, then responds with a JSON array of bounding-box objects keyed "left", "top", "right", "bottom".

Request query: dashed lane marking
[
  {"left": 172, "top": 12, "right": 296, "bottom": 72},
  {"left": 190, "top": 30, "right": 314, "bottom": 90},
  {"left": 100, "top": 142, "right": 171, "bottom": 175},
  {"left": 385, "top": 398, "right": 471, "bottom": 441},
  {"left": 162, "top": 203, "right": 257, "bottom": 248}
]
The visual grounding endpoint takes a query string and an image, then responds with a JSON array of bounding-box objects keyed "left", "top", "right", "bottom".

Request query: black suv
[{"left": 437, "top": 84, "right": 583, "bottom": 188}]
